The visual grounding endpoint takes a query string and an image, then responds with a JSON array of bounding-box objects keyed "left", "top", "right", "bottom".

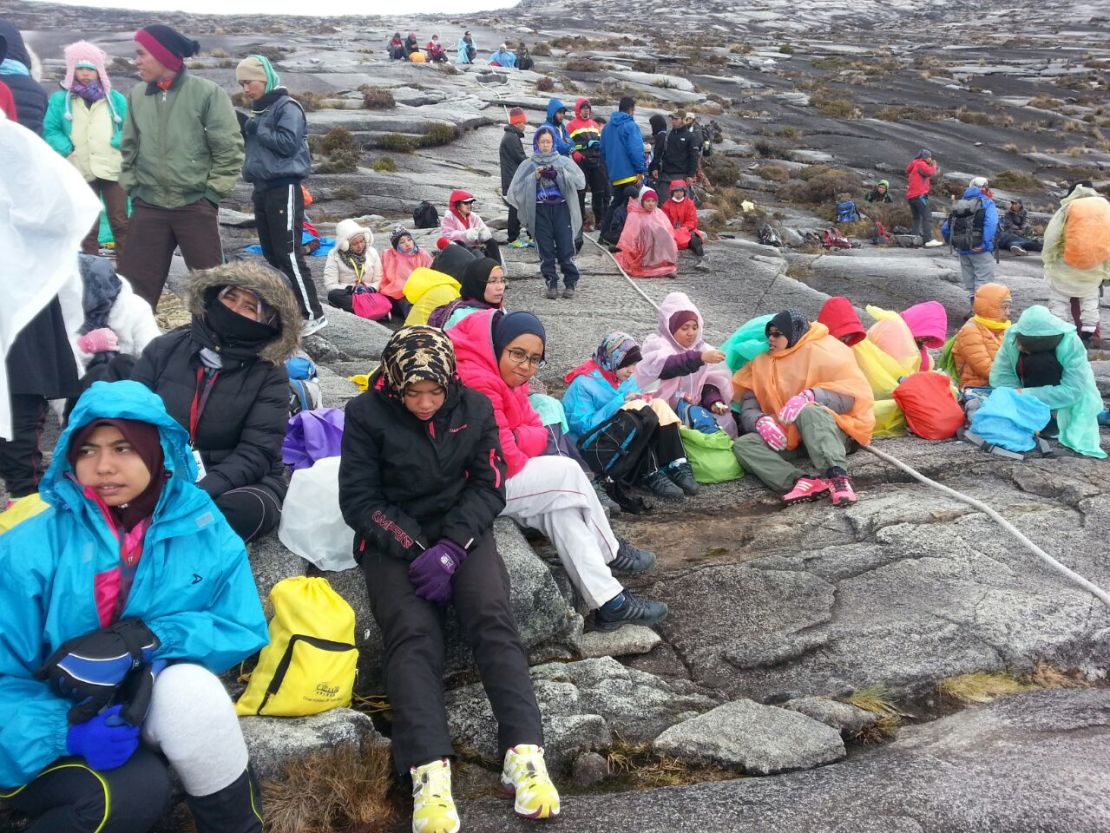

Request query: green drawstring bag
[{"left": 679, "top": 426, "right": 743, "bottom": 484}]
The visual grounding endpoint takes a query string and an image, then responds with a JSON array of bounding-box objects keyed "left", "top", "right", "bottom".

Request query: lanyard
[{"left": 188, "top": 367, "right": 220, "bottom": 443}]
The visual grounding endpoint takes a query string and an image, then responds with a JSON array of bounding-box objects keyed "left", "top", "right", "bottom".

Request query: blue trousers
[{"left": 534, "top": 202, "right": 580, "bottom": 289}]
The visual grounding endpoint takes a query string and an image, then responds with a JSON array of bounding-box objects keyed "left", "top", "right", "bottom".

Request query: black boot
[{"left": 186, "top": 768, "right": 263, "bottom": 833}]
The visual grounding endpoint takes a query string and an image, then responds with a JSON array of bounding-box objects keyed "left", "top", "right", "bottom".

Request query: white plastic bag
[{"left": 278, "top": 457, "right": 358, "bottom": 571}]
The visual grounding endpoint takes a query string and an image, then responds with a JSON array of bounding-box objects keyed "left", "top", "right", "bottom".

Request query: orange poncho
[{"left": 733, "top": 322, "right": 875, "bottom": 449}]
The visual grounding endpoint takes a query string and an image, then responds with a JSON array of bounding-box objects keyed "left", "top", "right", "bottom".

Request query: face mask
[{"left": 672, "top": 193, "right": 685, "bottom": 202}]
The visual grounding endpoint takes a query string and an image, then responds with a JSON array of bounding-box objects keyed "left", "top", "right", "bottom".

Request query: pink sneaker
[
  {"left": 783, "top": 477, "right": 830, "bottom": 504},
  {"left": 828, "top": 474, "right": 857, "bottom": 506}
]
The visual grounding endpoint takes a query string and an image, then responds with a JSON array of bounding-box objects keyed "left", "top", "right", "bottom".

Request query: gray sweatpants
[
  {"left": 959, "top": 251, "right": 997, "bottom": 301},
  {"left": 732, "top": 406, "right": 850, "bottom": 492}
]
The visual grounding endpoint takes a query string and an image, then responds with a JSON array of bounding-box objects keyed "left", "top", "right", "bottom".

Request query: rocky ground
[{"left": 3, "top": 0, "right": 1110, "bottom": 830}]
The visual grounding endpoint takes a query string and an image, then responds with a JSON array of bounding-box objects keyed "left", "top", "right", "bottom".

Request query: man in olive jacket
[{"left": 116, "top": 25, "right": 244, "bottom": 309}]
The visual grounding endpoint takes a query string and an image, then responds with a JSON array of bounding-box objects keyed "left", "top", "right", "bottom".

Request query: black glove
[
  {"left": 35, "top": 618, "right": 159, "bottom": 724},
  {"left": 114, "top": 659, "right": 167, "bottom": 726}
]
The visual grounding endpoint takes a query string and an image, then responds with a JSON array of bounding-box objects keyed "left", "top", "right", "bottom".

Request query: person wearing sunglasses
[
  {"left": 441, "top": 189, "right": 501, "bottom": 263},
  {"left": 732, "top": 309, "right": 874, "bottom": 506},
  {"left": 450, "top": 310, "right": 668, "bottom": 632}
]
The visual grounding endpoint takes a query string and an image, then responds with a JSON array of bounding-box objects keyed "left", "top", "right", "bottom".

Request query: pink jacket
[
  {"left": 441, "top": 209, "right": 491, "bottom": 245},
  {"left": 379, "top": 247, "right": 433, "bottom": 300},
  {"left": 449, "top": 309, "right": 547, "bottom": 478},
  {"left": 900, "top": 301, "right": 948, "bottom": 371}
]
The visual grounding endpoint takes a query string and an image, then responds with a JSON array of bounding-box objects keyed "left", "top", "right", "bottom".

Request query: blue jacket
[
  {"left": 543, "top": 98, "right": 574, "bottom": 156},
  {"left": 942, "top": 186, "right": 999, "bottom": 254},
  {"left": 0, "top": 381, "right": 268, "bottom": 788},
  {"left": 563, "top": 367, "right": 644, "bottom": 437},
  {"left": 601, "top": 110, "right": 647, "bottom": 184},
  {"left": 489, "top": 49, "right": 516, "bottom": 68}
]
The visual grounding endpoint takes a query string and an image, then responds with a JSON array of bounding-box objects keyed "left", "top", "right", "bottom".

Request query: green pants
[{"left": 732, "top": 406, "right": 850, "bottom": 492}]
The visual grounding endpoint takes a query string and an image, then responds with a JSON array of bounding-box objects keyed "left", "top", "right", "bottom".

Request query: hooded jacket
[
  {"left": 338, "top": 368, "right": 506, "bottom": 562},
  {"left": 499, "top": 123, "right": 527, "bottom": 194},
  {"left": 0, "top": 22, "right": 47, "bottom": 135},
  {"left": 601, "top": 110, "right": 647, "bottom": 185},
  {"left": 563, "top": 361, "right": 643, "bottom": 437},
  {"left": 905, "top": 156, "right": 936, "bottom": 200},
  {"left": 543, "top": 98, "right": 574, "bottom": 156},
  {"left": 817, "top": 297, "right": 866, "bottom": 347},
  {"left": 900, "top": 300, "right": 948, "bottom": 370},
  {"left": 44, "top": 87, "right": 128, "bottom": 181},
  {"left": 0, "top": 380, "right": 268, "bottom": 788},
  {"left": 953, "top": 283, "right": 1010, "bottom": 388},
  {"left": 505, "top": 127, "right": 587, "bottom": 242},
  {"left": 566, "top": 98, "right": 602, "bottom": 166},
  {"left": 616, "top": 195, "right": 678, "bottom": 278},
  {"left": 240, "top": 87, "right": 311, "bottom": 188},
  {"left": 380, "top": 243, "right": 433, "bottom": 301},
  {"left": 941, "top": 186, "right": 999, "bottom": 254},
  {"left": 733, "top": 321, "right": 875, "bottom": 450},
  {"left": 403, "top": 267, "right": 461, "bottom": 326},
  {"left": 130, "top": 263, "right": 299, "bottom": 501},
  {"left": 441, "top": 189, "right": 492, "bottom": 245},
  {"left": 1042, "top": 184, "right": 1110, "bottom": 296},
  {"left": 323, "top": 220, "right": 382, "bottom": 292},
  {"left": 660, "top": 186, "right": 703, "bottom": 249},
  {"left": 449, "top": 309, "right": 547, "bottom": 478},
  {"left": 660, "top": 124, "right": 698, "bottom": 179},
  {"left": 990, "top": 305, "right": 1105, "bottom": 458},
  {"left": 119, "top": 69, "right": 244, "bottom": 208},
  {"left": 489, "top": 47, "right": 516, "bottom": 68}
]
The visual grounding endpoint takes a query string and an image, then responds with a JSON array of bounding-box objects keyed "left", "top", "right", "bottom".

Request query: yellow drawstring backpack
[
  {"left": 236, "top": 576, "right": 358, "bottom": 717},
  {"left": 0, "top": 494, "right": 49, "bottom": 533}
]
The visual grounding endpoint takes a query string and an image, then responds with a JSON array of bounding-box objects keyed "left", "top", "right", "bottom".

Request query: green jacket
[{"left": 119, "top": 71, "right": 244, "bottom": 208}]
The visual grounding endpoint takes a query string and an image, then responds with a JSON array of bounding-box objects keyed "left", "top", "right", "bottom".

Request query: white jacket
[{"left": 323, "top": 219, "right": 382, "bottom": 292}]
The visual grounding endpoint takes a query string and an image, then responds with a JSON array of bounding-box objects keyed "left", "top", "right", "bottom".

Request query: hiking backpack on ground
[
  {"left": 576, "top": 407, "right": 658, "bottom": 513},
  {"left": 947, "top": 197, "right": 986, "bottom": 251},
  {"left": 286, "top": 353, "right": 322, "bottom": 415},
  {"left": 412, "top": 200, "right": 440, "bottom": 229},
  {"left": 759, "top": 224, "right": 782, "bottom": 247}
]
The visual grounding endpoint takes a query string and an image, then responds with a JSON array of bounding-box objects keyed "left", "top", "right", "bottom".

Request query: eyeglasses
[
  {"left": 767, "top": 329, "right": 785, "bottom": 338},
  {"left": 459, "top": 199, "right": 476, "bottom": 205},
  {"left": 505, "top": 347, "right": 545, "bottom": 368},
  {"left": 486, "top": 277, "right": 507, "bottom": 285}
]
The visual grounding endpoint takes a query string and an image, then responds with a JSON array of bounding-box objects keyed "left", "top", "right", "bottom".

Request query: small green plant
[
  {"left": 420, "top": 123, "right": 460, "bottom": 147},
  {"left": 754, "top": 165, "right": 790, "bottom": 182},
  {"left": 315, "top": 149, "right": 359, "bottom": 174},
  {"left": 753, "top": 138, "right": 788, "bottom": 159},
  {"left": 816, "top": 99, "right": 858, "bottom": 118},
  {"left": 333, "top": 186, "right": 359, "bottom": 201},
  {"left": 321, "top": 128, "right": 355, "bottom": 155},
  {"left": 290, "top": 90, "right": 327, "bottom": 112},
  {"left": 563, "top": 58, "right": 596, "bottom": 73},
  {"left": 991, "top": 170, "right": 1043, "bottom": 190},
  {"left": 209, "top": 47, "right": 229, "bottom": 58},
  {"left": 632, "top": 58, "right": 658, "bottom": 73},
  {"left": 846, "top": 687, "right": 909, "bottom": 743},
  {"left": 379, "top": 133, "right": 418, "bottom": 152},
  {"left": 371, "top": 157, "right": 397, "bottom": 172},
  {"left": 360, "top": 85, "right": 396, "bottom": 110},
  {"left": 779, "top": 44, "right": 795, "bottom": 54},
  {"left": 530, "top": 42, "right": 552, "bottom": 57}
]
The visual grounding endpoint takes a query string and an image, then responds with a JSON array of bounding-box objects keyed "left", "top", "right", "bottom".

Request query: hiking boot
[
  {"left": 302, "top": 316, "right": 328, "bottom": 337},
  {"left": 923, "top": 239, "right": 944, "bottom": 248},
  {"left": 782, "top": 476, "right": 830, "bottom": 505},
  {"left": 411, "top": 759, "right": 460, "bottom": 833},
  {"left": 665, "top": 461, "right": 700, "bottom": 495},
  {"left": 1098, "top": 410, "right": 1110, "bottom": 428},
  {"left": 545, "top": 285, "right": 558, "bottom": 300},
  {"left": 594, "top": 591, "right": 669, "bottom": 631},
  {"left": 500, "top": 745, "right": 560, "bottom": 820},
  {"left": 826, "top": 468, "right": 857, "bottom": 506},
  {"left": 640, "top": 468, "right": 684, "bottom": 498},
  {"left": 1010, "top": 244, "right": 1028, "bottom": 256},
  {"left": 593, "top": 480, "right": 620, "bottom": 514},
  {"left": 609, "top": 538, "right": 656, "bottom": 574},
  {"left": 562, "top": 286, "right": 576, "bottom": 299},
  {"left": 693, "top": 258, "right": 711, "bottom": 272}
]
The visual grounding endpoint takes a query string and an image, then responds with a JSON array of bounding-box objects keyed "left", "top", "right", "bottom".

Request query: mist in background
[{"left": 27, "top": 0, "right": 517, "bottom": 14}]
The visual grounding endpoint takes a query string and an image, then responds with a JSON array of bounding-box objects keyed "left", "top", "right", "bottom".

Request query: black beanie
[{"left": 136, "top": 25, "right": 199, "bottom": 72}]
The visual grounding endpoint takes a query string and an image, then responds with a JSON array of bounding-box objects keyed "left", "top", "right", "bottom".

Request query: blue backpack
[
  {"left": 836, "top": 200, "right": 860, "bottom": 223},
  {"left": 286, "top": 354, "right": 321, "bottom": 415},
  {"left": 676, "top": 399, "right": 721, "bottom": 434}
]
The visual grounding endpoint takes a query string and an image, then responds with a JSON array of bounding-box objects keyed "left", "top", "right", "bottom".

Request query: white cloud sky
[{"left": 31, "top": 0, "right": 516, "bottom": 14}]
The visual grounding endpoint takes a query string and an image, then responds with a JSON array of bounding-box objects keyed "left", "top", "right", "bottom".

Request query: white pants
[
  {"left": 142, "top": 663, "right": 249, "bottom": 797},
  {"left": 1048, "top": 286, "right": 1100, "bottom": 332},
  {"left": 502, "top": 456, "right": 624, "bottom": 610}
]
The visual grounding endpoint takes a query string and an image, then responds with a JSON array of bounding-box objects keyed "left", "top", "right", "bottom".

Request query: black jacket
[
  {"left": 0, "top": 22, "right": 46, "bottom": 135},
  {"left": 661, "top": 126, "right": 699, "bottom": 179},
  {"left": 241, "top": 88, "right": 311, "bottom": 189},
  {"left": 499, "top": 125, "right": 527, "bottom": 195},
  {"left": 339, "top": 372, "right": 506, "bottom": 561}
]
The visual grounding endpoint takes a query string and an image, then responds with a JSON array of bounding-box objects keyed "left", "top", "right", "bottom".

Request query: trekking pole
[
  {"left": 862, "top": 443, "right": 1110, "bottom": 608},
  {"left": 583, "top": 232, "right": 661, "bottom": 313}
]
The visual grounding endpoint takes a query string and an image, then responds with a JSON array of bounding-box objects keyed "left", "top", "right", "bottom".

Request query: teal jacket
[
  {"left": 990, "top": 305, "right": 1106, "bottom": 459},
  {"left": 42, "top": 88, "right": 128, "bottom": 157},
  {"left": 0, "top": 381, "right": 268, "bottom": 788},
  {"left": 563, "top": 363, "right": 643, "bottom": 437}
]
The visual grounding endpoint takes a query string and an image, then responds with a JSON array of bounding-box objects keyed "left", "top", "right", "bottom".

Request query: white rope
[
  {"left": 862, "top": 443, "right": 1110, "bottom": 608},
  {"left": 583, "top": 232, "right": 661, "bottom": 312}
]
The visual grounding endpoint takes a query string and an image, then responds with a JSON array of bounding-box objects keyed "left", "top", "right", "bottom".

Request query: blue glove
[
  {"left": 66, "top": 705, "right": 141, "bottom": 771},
  {"left": 408, "top": 540, "right": 467, "bottom": 604}
]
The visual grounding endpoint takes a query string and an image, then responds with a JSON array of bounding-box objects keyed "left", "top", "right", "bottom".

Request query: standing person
[
  {"left": 339, "top": 327, "right": 560, "bottom": 833},
  {"left": 1042, "top": 181, "right": 1110, "bottom": 347},
  {"left": 0, "top": 22, "right": 47, "bottom": 134},
  {"left": 542, "top": 98, "right": 573, "bottom": 156},
  {"left": 236, "top": 55, "right": 326, "bottom": 336},
  {"left": 647, "top": 114, "right": 667, "bottom": 185},
  {"left": 0, "top": 380, "right": 269, "bottom": 833},
  {"left": 942, "top": 175, "right": 999, "bottom": 308},
  {"left": 130, "top": 262, "right": 300, "bottom": 543},
  {"left": 905, "top": 149, "right": 943, "bottom": 246},
  {"left": 656, "top": 110, "right": 698, "bottom": 201},
  {"left": 566, "top": 98, "right": 608, "bottom": 230},
  {"left": 996, "top": 199, "right": 1042, "bottom": 255},
  {"left": 440, "top": 190, "right": 501, "bottom": 263},
  {"left": 500, "top": 107, "right": 534, "bottom": 249},
  {"left": 505, "top": 126, "right": 586, "bottom": 300},
  {"left": 599, "top": 97, "right": 647, "bottom": 245},
  {"left": 43, "top": 40, "right": 130, "bottom": 258},
  {"left": 115, "top": 25, "right": 244, "bottom": 310}
]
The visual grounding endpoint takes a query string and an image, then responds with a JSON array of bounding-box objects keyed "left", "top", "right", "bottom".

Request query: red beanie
[
  {"left": 817, "top": 297, "right": 865, "bottom": 347},
  {"left": 436, "top": 236, "right": 450, "bottom": 250}
]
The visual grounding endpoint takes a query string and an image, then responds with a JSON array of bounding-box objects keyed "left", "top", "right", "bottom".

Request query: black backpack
[
  {"left": 412, "top": 200, "right": 439, "bottom": 229},
  {"left": 576, "top": 408, "right": 658, "bottom": 515},
  {"left": 947, "top": 197, "right": 985, "bottom": 251}
]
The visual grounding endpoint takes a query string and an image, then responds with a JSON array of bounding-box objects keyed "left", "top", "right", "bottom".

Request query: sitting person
[
  {"left": 131, "top": 262, "right": 298, "bottom": 542},
  {"left": 387, "top": 32, "right": 405, "bottom": 60},
  {"left": 323, "top": 219, "right": 385, "bottom": 316},
  {"left": 403, "top": 266, "right": 462, "bottom": 326},
  {"left": 449, "top": 309, "right": 669, "bottom": 631},
  {"left": 428, "top": 257, "right": 506, "bottom": 330},
  {"left": 425, "top": 34, "right": 447, "bottom": 63},
  {"left": 516, "top": 43, "right": 534, "bottom": 71},
  {"left": 403, "top": 32, "right": 419, "bottom": 58},
  {"left": 456, "top": 31, "right": 477, "bottom": 65},
  {"left": 441, "top": 189, "right": 500, "bottom": 263},
  {"left": 635, "top": 292, "right": 736, "bottom": 436},
  {"left": 660, "top": 179, "right": 706, "bottom": 261},
  {"left": 835, "top": 193, "right": 861, "bottom": 223},
  {"left": 338, "top": 327, "right": 560, "bottom": 833},
  {"left": 379, "top": 226, "right": 433, "bottom": 321},
  {"left": 0, "top": 380, "right": 269, "bottom": 832},
  {"left": 989, "top": 305, "right": 1106, "bottom": 458},
  {"left": 615, "top": 188, "right": 678, "bottom": 278},
  {"left": 732, "top": 310, "right": 875, "bottom": 505},
  {"left": 997, "top": 199, "right": 1042, "bottom": 256},
  {"left": 900, "top": 300, "right": 948, "bottom": 371},
  {"left": 74, "top": 253, "right": 161, "bottom": 382},
  {"left": 489, "top": 43, "right": 517, "bottom": 68},
  {"left": 564, "top": 331, "right": 698, "bottom": 497},
  {"left": 865, "top": 180, "right": 893, "bottom": 204},
  {"left": 952, "top": 283, "right": 1012, "bottom": 390}
]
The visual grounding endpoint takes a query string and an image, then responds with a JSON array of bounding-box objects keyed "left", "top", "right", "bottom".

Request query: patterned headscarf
[
  {"left": 380, "top": 326, "right": 456, "bottom": 394},
  {"left": 766, "top": 309, "right": 810, "bottom": 348},
  {"left": 594, "top": 332, "right": 640, "bottom": 372}
]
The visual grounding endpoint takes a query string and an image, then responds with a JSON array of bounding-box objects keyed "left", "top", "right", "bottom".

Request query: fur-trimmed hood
[{"left": 186, "top": 262, "right": 301, "bottom": 363}]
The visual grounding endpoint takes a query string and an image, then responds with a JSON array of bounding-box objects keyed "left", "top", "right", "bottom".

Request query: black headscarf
[
  {"left": 492, "top": 311, "right": 546, "bottom": 360},
  {"left": 201, "top": 286, "right": 280, "bottom": 360},
  {"left": 766, "top": 309, "right": 810, "bottom": 348},
  {"left": 460, "top": 257, "right": 501, "bottom": 304}
]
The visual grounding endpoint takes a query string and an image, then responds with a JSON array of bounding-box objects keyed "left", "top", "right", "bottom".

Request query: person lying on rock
[
  {"left": 615, "top": 188, "right": 679, "bottom": 278},
  {"left": 440, "top": 189, "right": 501, "bottom": 264},
  {"left": 635, "top": 291, "right": 736, "bottom": 437},
  {"left": 380, "top": 226, "right": 433, "bottom": 321},
  {"left": 130, "top": 262, "right": 299, "bottom": 542},
  {"left": 952, "top": 283, "right": 1011, "bottom": 391},
  {"left": 989, "top": 305, "right": 1106, "bottom": 458},
  {"left": 338, "top": 326, "right": 560, "bottom": 833},
  {"left": 661, "top": 179, "right": 708, "bottom": 265},
  {"left": 449, "top": 309, "right": 669, "bottom": 631},
  {"left": 732, "top": 309, "right": 875, "bottom": 506},
  {"left": 564, "top": 331, "right": 698, "bottom": 498},
  {"left": 428, "top": 256, "right": 506, "bottom": 330},
  {"left": 900, "top": 300, "right": 948, "bottom": 371},
  {"left": 0, "top": 380, "right": 269, "bottom": 833},
  {"left": 996, "top": 199, "right": 1042, "bottom": 256}
]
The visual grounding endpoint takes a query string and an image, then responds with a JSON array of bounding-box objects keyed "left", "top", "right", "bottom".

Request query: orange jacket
[{"left": 952, "top": 283, "right": 1011, "bottom": 388}]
